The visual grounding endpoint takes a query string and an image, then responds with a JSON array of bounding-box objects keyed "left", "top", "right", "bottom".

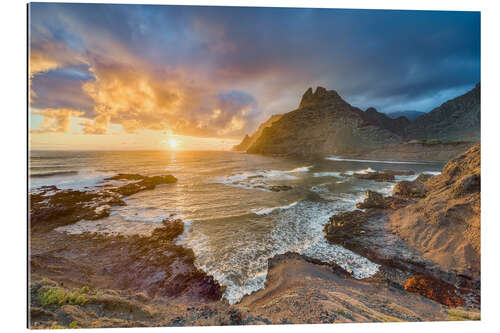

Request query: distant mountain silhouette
[{"left": 386, "top": 110, "right": 426, "bottom": 121}]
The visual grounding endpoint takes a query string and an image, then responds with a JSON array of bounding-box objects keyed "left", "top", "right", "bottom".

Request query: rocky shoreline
[{"left": 29, "top": 145, "right": 480, "bottom": 328}]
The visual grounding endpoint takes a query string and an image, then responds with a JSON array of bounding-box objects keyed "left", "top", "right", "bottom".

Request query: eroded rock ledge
[
  {"left": 323, "top": 144, "right": 481, "bottom": 307},
  {"left": 30, "top": 173, "right": 177, "bottom": 232}
]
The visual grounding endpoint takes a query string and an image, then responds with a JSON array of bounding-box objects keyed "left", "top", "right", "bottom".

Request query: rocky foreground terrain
[
  {"left": 234, "top": 84, "right": 480, "bottom": 160},
  {"left": 29, "top": 145, "right": 480, "bottom": 328}
]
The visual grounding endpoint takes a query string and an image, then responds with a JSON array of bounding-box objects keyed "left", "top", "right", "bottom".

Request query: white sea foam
[
  {"left": 212, "top": 169, "right": 301, "bottom": 191},
  {"left": 29, "top": 169, "right": 115, "bottom": 190},
  {"left": 343, "top": 167, "right": 376, "bottom": 175},
  {"left": 287, "top": 165, "right": 313, "bottom": 173},
  {"left": 312, "top": 171, "right": 343, "bottom": 178},
  {"left": 178, "top": 195, "right": 380, "bottom": 305},
  {"left": 325, "top": 156, "right": 431, "bottom": 164},
  {"left": 251, "top": 201, "right": 299, "bottom": 215},
  {"left": 423, "top": 171, "right": 442, "bottom": 175}
]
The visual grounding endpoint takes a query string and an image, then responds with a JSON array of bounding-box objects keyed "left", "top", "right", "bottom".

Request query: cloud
[
  {"left": 29, "top": 4, "right": 480, "bottom": 139},
  {"left": 31, "top": 108, "right": 84, "bottom": 134}
]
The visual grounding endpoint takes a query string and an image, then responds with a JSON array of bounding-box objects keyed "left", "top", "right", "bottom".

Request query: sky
[{"left": 29, "top": 3, "right": 480, "bottom": 150}]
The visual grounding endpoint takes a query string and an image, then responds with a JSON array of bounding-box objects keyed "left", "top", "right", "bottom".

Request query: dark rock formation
[
  {"left": 323, "top": 210, "right": 368, "bottom": 246},
  {"left": 356, "top": 191, "right": 395, "bottom": 209},
  {"left": 268, "top": 185, "right": 292, "bottom": 192},
  {"left": 30, "top": 174, "right": 178, "bottom": 232},
  {"left": 392, "top": 174, "right": 432, "bottom": 198},
  {"left": 351, "top": 171, "right": 395, "bottom": 182}
]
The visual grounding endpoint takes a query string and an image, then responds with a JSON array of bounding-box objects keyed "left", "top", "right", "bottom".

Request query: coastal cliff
[
  {"left": 391, "top": 143, "right": 480, "bottom": 282},
  {"left": 237, "top": 85, "right": 480, "bottom": 160},
  {"left": 247, "top": 87, "right": 402, "bottom": 157},
  {"left": 232, "top": 114, "right": 283, "bottom": 151}
]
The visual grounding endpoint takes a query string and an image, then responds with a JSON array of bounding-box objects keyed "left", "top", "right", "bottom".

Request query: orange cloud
[{"left": 31, "top": 108, "right": 84, "bottom": 134}]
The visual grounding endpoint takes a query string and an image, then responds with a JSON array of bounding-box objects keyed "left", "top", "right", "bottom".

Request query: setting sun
[{"left": 168, "top": 138, "right": 179, "bottom": 149}]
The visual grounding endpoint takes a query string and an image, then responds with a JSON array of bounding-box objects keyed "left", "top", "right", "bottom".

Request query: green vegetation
[
  {"left": 335, "top": 308, "right": 354, "bottom": 321},
  {"left": 70, "top": 321, "right": 78, "bottom": 329},
  {"left": 446, "top": 310, "right": 480, "bottom": 321},
  {"left": 38, "top": 285, "right": 91, "bottom": 307}
]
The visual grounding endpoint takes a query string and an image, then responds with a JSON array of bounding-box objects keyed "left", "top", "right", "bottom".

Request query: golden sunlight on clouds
[{"left": 31, "top": 108, "right": 84, "bottom": 134}]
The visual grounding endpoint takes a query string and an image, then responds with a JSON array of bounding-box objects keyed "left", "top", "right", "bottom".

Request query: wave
[
  {"left": 423, "top": 171, "right": 442, "bottom": 175},
  {"left": 325, "top": 156, "right": 431, "bottom": 164},
  {"left": 343, "top": 167, "right": 376, "bottom": 175},
  {"left": 179, "top": 196, "right": 381, "bottom": 305},
  {"left": 287, "top": 165, "right": 313, "bottom": 173},
  {"left": 31, "top": 170, "right": 79, "bottom": 178},
  {"left": 251, "top": 201, "right": 299, "bottom": 215},
  {"left": 312, "top": 171, "right": 343, "bottom": 178},
  {"left": 213, "top": 169, "right": 300, "bottom": 191}
]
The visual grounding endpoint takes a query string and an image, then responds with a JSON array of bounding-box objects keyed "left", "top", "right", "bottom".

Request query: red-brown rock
[{"left": 403, "top": 274, "right": 465, "bottom": 307}]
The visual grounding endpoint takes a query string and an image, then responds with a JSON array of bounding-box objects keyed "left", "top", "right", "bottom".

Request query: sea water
[{"left": 29, "top": 150, "right": 443, "bottom": 304}]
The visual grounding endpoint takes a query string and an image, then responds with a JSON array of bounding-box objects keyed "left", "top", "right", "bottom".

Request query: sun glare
[{"left": 168, "top": 138, "right": 179, "bottom": 149}]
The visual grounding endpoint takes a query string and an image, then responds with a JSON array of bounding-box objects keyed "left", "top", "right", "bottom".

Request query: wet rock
[
  {"left": 392, "top": 174, "right": 432, "bottom": 198},
  {"left": 30, "top": 173, "right": 177, "bottom": 231},
  {"left": 113, "top": 175, "right": 177, "bottom": 196},
  {"left": 403, "top": 275, "right": 466, "bottom": 307},
  {"left": 382, "top": 170, "right": 415, "bottom": 177},
  {"left": 106, "top": 219, "right": 223, "bottom": 301},
  {"left": 105, "top": 173, "right": 145, "bottom": 181},
  {"left": 30, "top": 187, "right": 126, "bottom": 232},
  {"left": 352, "top": 171, "right": 395, "bottom": 182},
  {"left": 268, "top": 185, "right": 292, "bottom": 192},
  {"left": 323, "top": 210, "right": 368, "bottom": 245},
  {"left": 356, "top": 191, "right": 391, "bottom": 209}
]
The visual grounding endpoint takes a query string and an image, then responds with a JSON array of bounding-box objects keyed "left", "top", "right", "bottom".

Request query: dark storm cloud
[{"left": 29, "top": 3, "right": 480, "bottom": 136}]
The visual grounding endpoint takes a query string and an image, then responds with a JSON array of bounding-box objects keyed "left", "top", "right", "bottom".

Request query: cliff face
[
  {"left": 232, "top": 114, "right": 282, "bottom": 151},
  {"left": 391, "top": 143, "right": 480, "bottom": 281},
  {"left": 404, "top": 84, "right": 480, "bottom": 142},
  {"left": 247, "top": 87, "right": 402, "bottom": 157},
  {"left": 240, "top": 84, "right": 480, "bottom": 158}
]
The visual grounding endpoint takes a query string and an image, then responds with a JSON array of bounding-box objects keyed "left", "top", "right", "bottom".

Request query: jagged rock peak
[{"left": 299, "top": 86, "right": 343, "bottom": 109}]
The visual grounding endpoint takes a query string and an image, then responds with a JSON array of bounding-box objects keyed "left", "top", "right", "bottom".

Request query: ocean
[{"left": 29, "top": 150, "right": 443, "bottom": 304}]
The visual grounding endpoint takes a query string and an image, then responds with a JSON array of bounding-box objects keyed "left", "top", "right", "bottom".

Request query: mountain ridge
[{"left": 236, "top": 84, "right": 480, "bottom": 159}]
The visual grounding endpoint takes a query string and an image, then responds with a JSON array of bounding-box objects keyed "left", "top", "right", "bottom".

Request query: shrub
[{"left": 38, "top": 286, "right": 90, "bottom": 307}]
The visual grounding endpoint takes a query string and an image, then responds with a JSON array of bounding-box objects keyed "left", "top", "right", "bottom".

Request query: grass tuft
[{"left": 38, "top": 286, "right": 90, "bottom": 307}]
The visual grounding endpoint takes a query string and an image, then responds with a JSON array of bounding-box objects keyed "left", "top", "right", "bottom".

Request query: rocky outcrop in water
[
  {"left": 30, "top": 174, "right": 177, "bottom": 232},
  {"left": 392, "top": 174, "right": 432, "bottom": 198}
]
